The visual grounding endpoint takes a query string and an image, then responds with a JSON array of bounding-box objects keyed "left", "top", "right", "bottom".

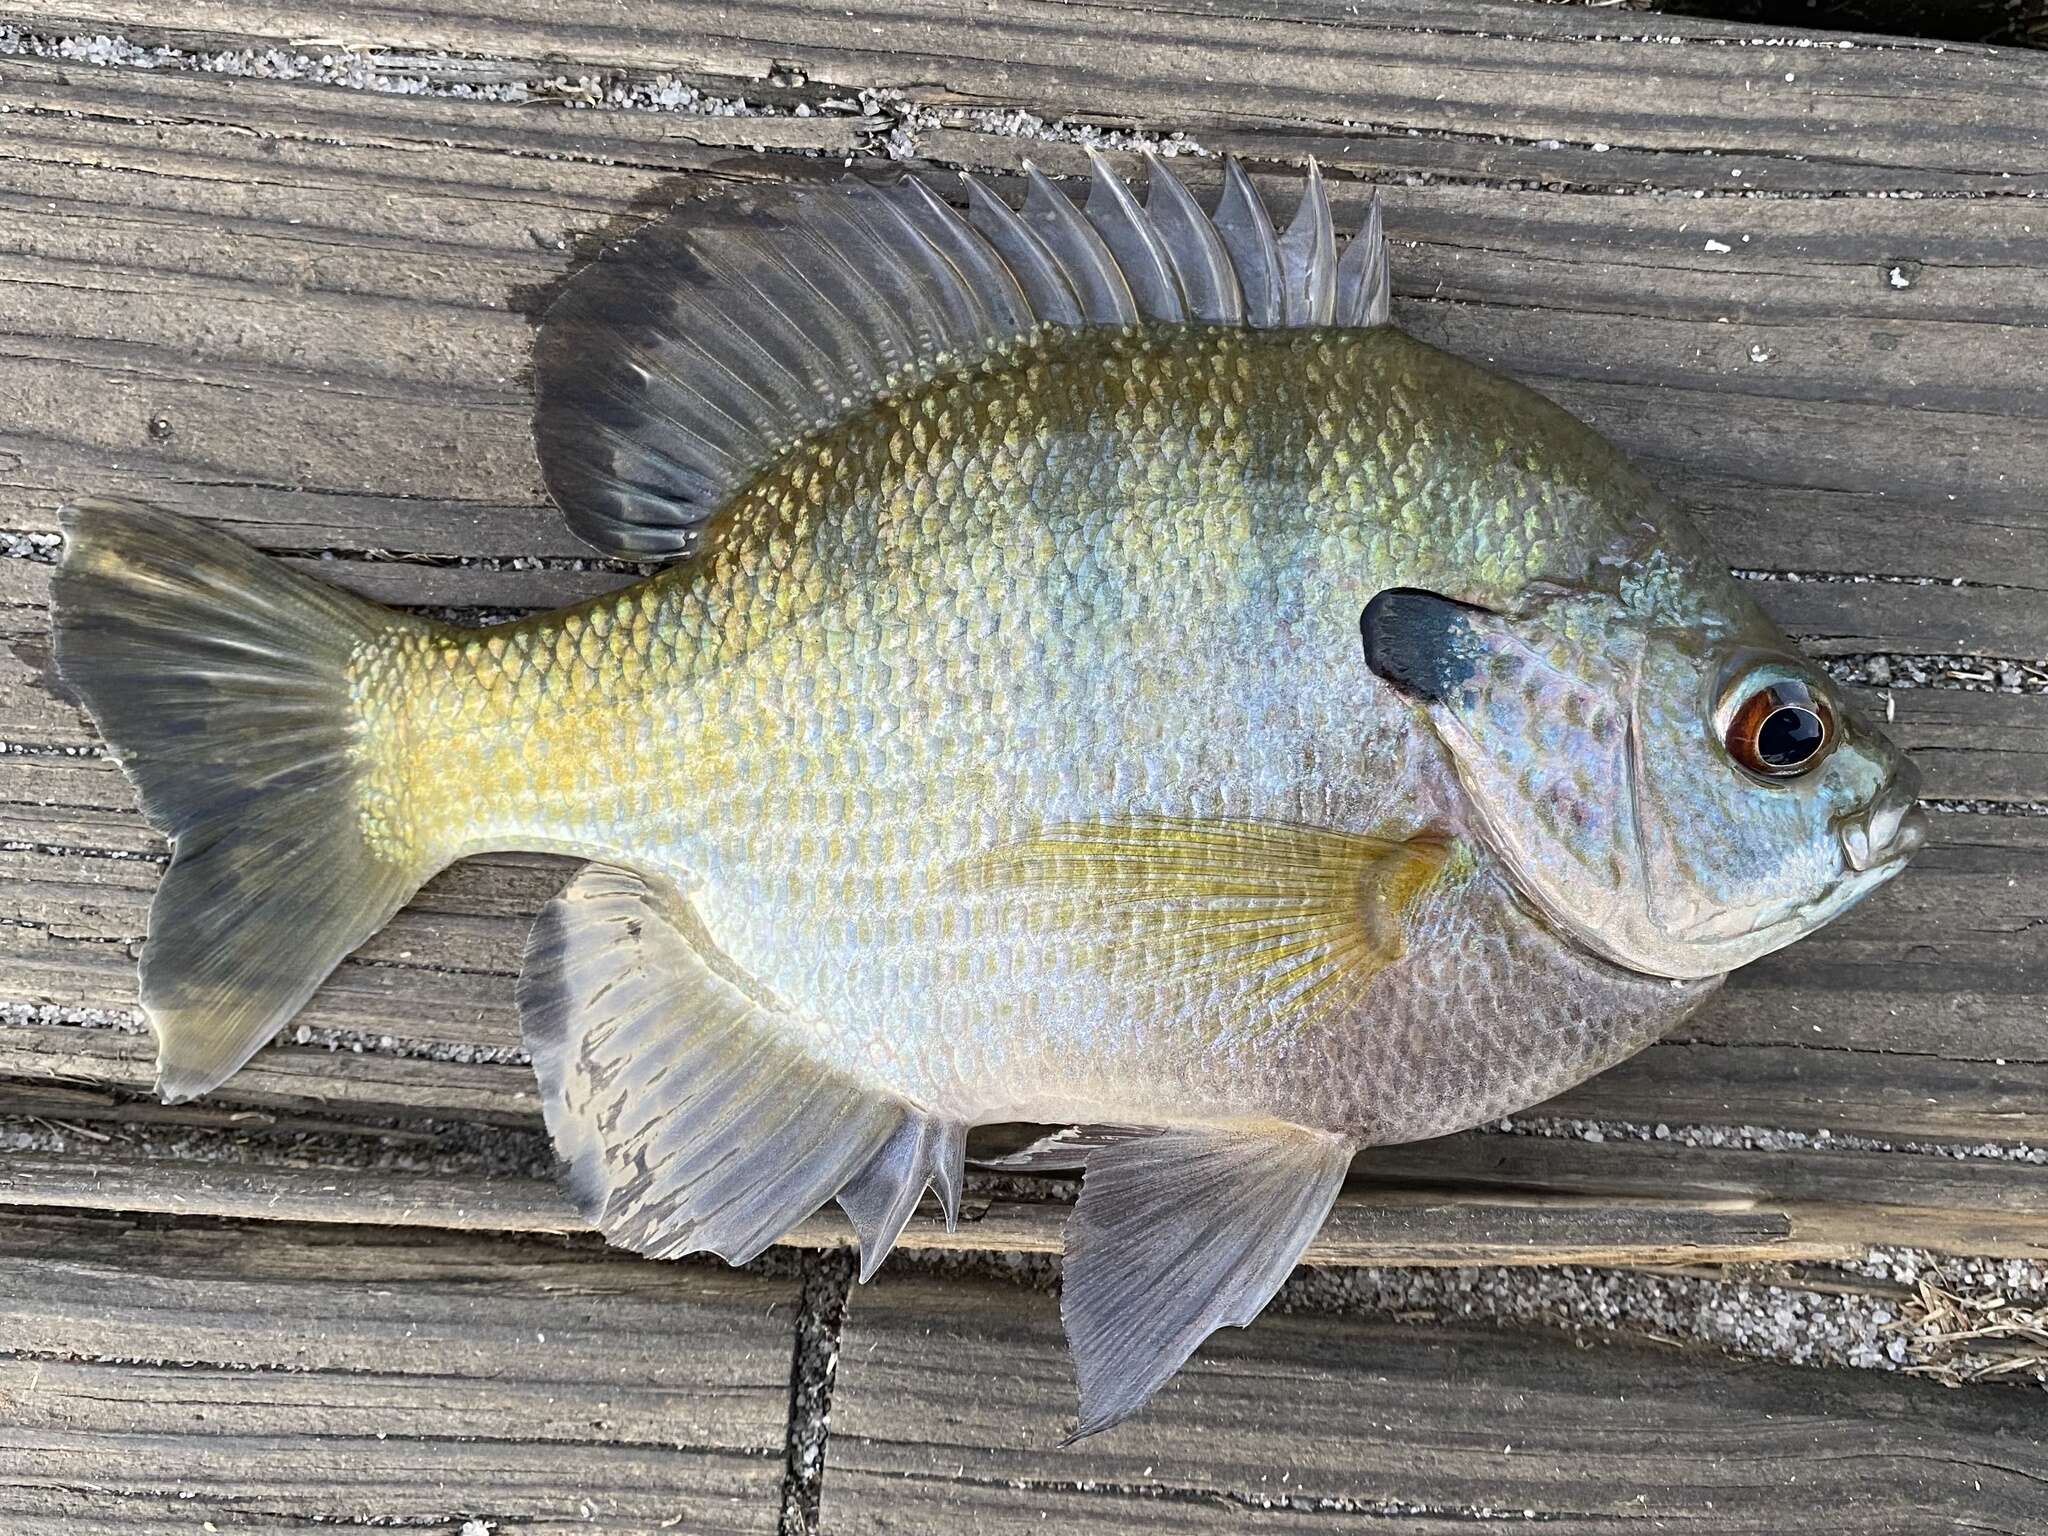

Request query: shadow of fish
[{"left": 50, "top": 153, "right": 1925, "bottom": 1439}]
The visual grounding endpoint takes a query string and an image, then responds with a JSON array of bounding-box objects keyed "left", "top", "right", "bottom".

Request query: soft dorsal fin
[{"left": 534, "top": 157, "right": 1391, "bottom": 560}]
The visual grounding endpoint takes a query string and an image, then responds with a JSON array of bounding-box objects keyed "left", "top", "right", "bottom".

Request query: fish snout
[{"left": 1837, "top": 771, "right": 1927, "bottom": 873}]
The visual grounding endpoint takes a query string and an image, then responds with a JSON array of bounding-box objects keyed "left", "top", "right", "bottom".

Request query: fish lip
[{"left": 1837, "top": 775, "right": 1928, "bottom": 873}]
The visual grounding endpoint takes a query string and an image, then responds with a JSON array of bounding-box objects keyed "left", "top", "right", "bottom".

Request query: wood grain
[
  {"left": 0, "top": 1211, "right": 796, "bottom": 1534},
  {"left": 0, "top": 0, "right": 2042, "bottom": 1264},
  {"left": 824, "top": 1272, "right": 2048, "bottom": 1535},
  {"left": 37, "top": 0, "right": 2048, "bottom": 180},
  {"left": 0, "top": 0, "right": 2042, "bottom": 1525},
  {"left": 7, "top": 1122, "right": 2048, "bottom": 1264},
  {"left": 0, "top": 1145, "right": 1807, "bottom": 1266}
]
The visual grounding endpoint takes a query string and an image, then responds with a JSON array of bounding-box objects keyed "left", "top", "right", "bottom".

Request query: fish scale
[{"left": 51, "top": 156, "right": 1922, "bottom": 1437}]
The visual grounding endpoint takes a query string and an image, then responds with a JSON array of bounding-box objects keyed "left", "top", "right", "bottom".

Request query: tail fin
[{"left": 50, "top": 500, "right": 437, "bottom": 1102}]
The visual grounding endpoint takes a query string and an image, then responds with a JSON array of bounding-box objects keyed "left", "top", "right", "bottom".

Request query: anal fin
[
  {"left": 519, "top": 862, "right": 959, "bottom": 1271},
  {"left": 835, "top": 1116, "right": 966, "bottom": 1281},
  {"left": 1060, "top": 1121, "right": 1352, "bottom": 1439}
]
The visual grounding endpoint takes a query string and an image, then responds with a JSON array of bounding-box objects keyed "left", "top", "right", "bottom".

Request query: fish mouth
[{"left": 1837, "top": 772, "right": 1928, "bottom": 873}]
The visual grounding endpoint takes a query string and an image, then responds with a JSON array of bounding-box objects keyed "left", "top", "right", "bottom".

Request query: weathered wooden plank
[
  {"left": 0, "top": 1147, "right": 1783, "bottom": 1264},
  {"left": 5, "top": 1116, "right": 2048, "bottom": 1264},
  {"left": 0, "top": 41, "right": 2042, "bottom": 620},
  {"left": 0, "top": 1020, "right": 543, "bottom": 1122},
  {"left": 13, "top": 999, "right": 2048, "bottom": 1261},
  {"left": 0, "top": 0, "right": 2041, "bottom": 1271},
  {"left": 35, "top": 0, "right": 2048, "bottom": 174},
  {"left": 8, "top": 1070, "right": 2042, "bottom": 1234},
  {"left": 0, "top": 1209, "right": 794, "bottom": 1533},
  {"left": 824, "top": 1272, "right": 2048, "bottom": 1535}
]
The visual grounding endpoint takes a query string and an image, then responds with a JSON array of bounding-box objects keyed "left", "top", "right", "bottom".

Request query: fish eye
[{"left": 1722, "top": 677, "right": 1835, "bottom": 779}]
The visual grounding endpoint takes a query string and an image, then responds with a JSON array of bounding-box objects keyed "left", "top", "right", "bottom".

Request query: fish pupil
[{"left": 1757, "top": 705, "right": 1825, "bottom": 768}]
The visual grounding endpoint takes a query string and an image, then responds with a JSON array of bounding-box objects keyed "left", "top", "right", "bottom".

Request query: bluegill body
[{"left": 52, "top": 157, "right": 1924, "bottom": 1435}]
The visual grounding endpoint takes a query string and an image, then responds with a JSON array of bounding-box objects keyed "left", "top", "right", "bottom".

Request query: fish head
[{"left": 1362, "top": 586, "right": 1925, "bottom": 980}]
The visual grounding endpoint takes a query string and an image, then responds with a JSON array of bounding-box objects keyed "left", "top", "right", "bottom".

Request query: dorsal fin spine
[
  {"left": 1141, "top": 154, "right": 1243, "bottom": 325},
  {"left": 891, "top": 178, "right": 1036, "bottom": 334},
  {"left": 1081, "top": 149, "right": 1186, "bottom": 323},
  {"left": 1021, "top": 162, "right": 1140, "bottom": 326},
  {"left": 1335, "top": 191, "right": 1391, "bottom": 329},
  {"left": 1211, "top": 158, "right": 1285, "bottom": 327},
  {"left": 1278, "top": 159, "right": 1337, "bottom": 327},
  {"left": 854, "top": 182, "right": 995, "bottom": 344},
  {"left": 820, "top": 193, "right": 940, "bottom": 352},
  {"left": 963, "top": 172, "right": 1087, "bottom": 327},
  {"left": 833, "top": 188, "right": 978, "bottom": 363}
]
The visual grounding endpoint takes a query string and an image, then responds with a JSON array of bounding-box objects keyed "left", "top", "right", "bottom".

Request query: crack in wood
[{"left": 778, "top": 1249, "right": 854, "bottom": 1536}]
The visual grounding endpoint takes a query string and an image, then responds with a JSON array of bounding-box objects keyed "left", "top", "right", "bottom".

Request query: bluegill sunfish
[{"left": 51, "top": 156, "right": 1924, "bottom": 1436}]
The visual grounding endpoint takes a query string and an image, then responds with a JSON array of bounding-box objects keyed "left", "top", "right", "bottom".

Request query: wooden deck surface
[
  {"left": 825, "top": 1271, "right": 2048, "bottom": 1534},
  {"left": 1, "top": 0, "right": 2044, "bottom": 1529}
]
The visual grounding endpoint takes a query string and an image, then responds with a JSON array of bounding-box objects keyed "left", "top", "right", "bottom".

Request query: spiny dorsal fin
[{"left": 534, "top": 157, "right": 1392, "bottom": 561}]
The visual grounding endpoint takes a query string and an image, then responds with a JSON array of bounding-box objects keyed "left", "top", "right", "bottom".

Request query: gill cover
[
  {"left": 1367, "top": 587, "right": 1665, "bottom": 965},
  {"left": 1363, "top": 588, "right": 1919, "bottom": 981}
]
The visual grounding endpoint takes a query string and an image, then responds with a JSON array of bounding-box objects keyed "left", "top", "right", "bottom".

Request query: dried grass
[{"left": 1895, "top": 1273, "right": 2048, "bottom": 1388}]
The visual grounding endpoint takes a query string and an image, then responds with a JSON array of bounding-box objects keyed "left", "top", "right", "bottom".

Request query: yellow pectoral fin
[{"left": 957, "top": 815, "right": 1454, "bottom": 1026}]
